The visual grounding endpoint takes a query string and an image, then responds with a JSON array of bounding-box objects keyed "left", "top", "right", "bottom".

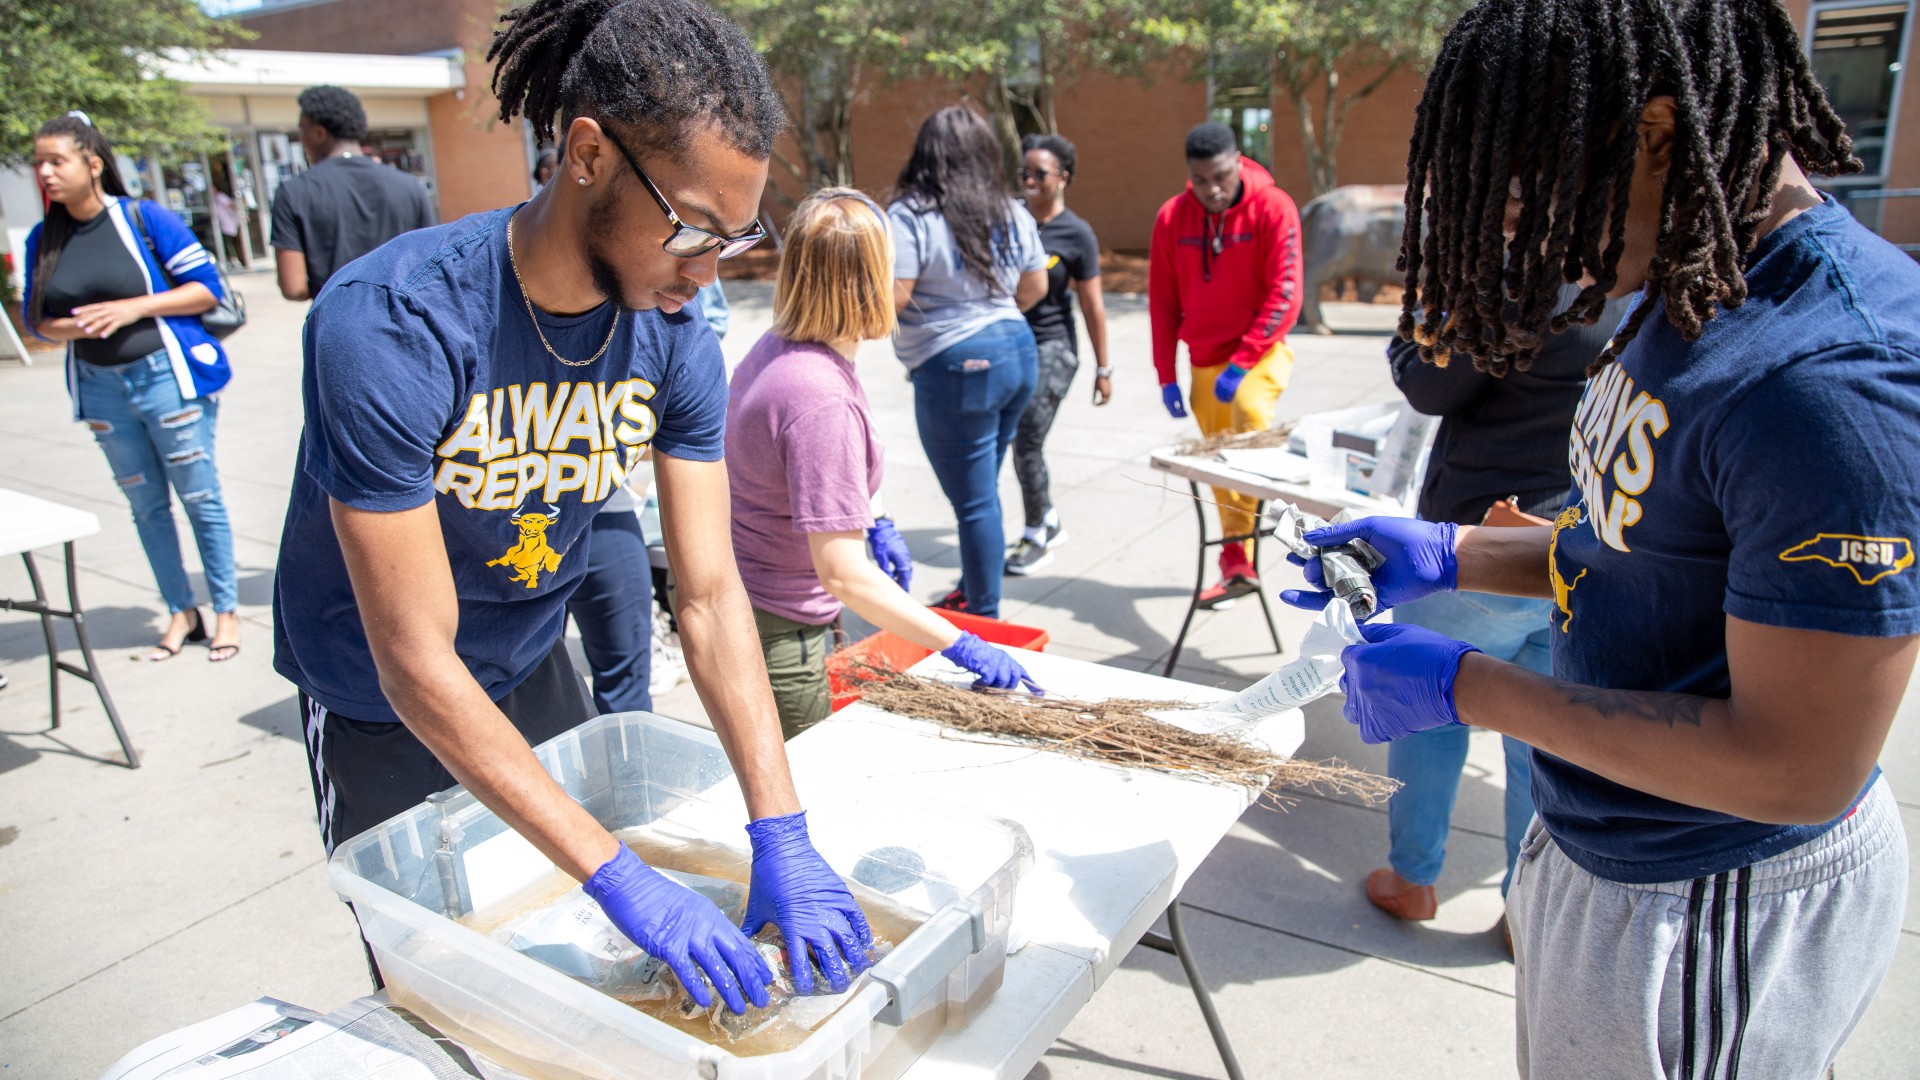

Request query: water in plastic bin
[{"left": 465, "top": 828, "right": 925, "bottom": 1057}]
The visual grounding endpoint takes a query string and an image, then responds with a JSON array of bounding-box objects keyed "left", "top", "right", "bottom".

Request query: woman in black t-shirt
[
  {"left": 1007, "top": 133, "right": 1111, "bottom": 575},
  {"left": 24, "top": 114, "right": 242, "bottom": 662}
]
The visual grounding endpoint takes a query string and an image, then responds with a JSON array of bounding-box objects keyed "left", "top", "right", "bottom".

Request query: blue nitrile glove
[
  {"left": 1339, "top": 621, "right": 1481, "bottom": 744},
  {"left": 1213, "top": 363, "right": 1247, "bottom": 403},
  {"left": 941, "top": 630, "right": 1044, "bottom": 693},
  {"left": 584, "top": 843, "right": 772, "bottom": 1014},
  {"left": 1280, "top": 517, "right": 1459, "bottom": 615},
  {"left": 1161, "top": 383, "right": 1188, "bottom": 419},
  {"left": 743, "top": 811, "right": 874, "bottom": 996},
  {"left": 866, "top": 517, "right": 913, "bottom": 591}
]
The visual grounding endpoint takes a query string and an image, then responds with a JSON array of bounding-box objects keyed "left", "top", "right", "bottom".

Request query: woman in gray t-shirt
[{"left": 889, "top": 106, "right": 1048, "bottom": 618}]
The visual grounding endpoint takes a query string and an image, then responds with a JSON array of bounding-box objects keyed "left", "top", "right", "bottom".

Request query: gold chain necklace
[{"left": 507, "top": 213, "right": 619, "bottom": 368}]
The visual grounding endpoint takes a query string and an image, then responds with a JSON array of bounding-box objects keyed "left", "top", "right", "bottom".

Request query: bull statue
[
  {"left": 1299, "top": 184, "right": 1405, "bottom": 335},
  {"left": 488, "top": 502, "right": 565, "bottom": 589}
]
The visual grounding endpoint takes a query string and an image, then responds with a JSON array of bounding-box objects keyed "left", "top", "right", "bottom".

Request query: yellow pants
[{"left": 1188, "top": 343, "right": 1294, "bottom": 544}]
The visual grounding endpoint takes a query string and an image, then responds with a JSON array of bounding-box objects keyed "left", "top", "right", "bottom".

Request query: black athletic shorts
[{"left": 298, "top": 639, "right": 594, "bottom": 854}]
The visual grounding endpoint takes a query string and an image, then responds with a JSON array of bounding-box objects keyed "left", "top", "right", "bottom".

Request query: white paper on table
[{"left": 1214, "top": 446, "right": 1313, "bottom": 484}]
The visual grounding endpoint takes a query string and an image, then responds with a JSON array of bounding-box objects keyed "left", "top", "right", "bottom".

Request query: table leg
[
  {"left": 1163, "top": 481, "right": 1210, "bottom": 677},
  {"left": 62, "top": 542, "right": 136, "bottom": 768},
  {"left": 1139, "top": 898, "right": 1245, "bottom": 1080},
  {"left": 1165, "top": 485, "right": 1286, "bottom": 678},
  {"left": 22, "top": 552, "right": 62, "bottom": 729},
  {"left": 11, "top": 546, "right": 138, "bottom": 768}
]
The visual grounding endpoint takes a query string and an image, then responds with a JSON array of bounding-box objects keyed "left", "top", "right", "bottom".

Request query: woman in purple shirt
[{"left": 727, "top": 188, "right": 1040, "bottom": 737}]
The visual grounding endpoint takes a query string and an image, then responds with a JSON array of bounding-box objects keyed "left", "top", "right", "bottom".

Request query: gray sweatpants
[{"left": 1510, "top": 778, "right": 1906, "bottom": 1079}]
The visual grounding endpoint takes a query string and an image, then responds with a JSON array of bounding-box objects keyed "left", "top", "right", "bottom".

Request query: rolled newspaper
[{"left": 1269, "top": 504, "right": 1387, "bottom": 621}]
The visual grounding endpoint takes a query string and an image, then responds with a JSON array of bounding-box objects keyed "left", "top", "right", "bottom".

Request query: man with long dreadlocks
[
  {"left": 1282, "top": 0, "right": 1918, "bottom": 1073},
  {"left": 272, "top": 0, "right": 872, "bottom": 1011}
]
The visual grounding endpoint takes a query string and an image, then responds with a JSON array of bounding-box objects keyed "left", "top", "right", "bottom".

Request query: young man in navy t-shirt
[
  {"left": 1286, "top": 3, "right": 1917, "bottom": 1075},
  {"left": 273, "top": 0, "right": 873, "bottom": 1013}
]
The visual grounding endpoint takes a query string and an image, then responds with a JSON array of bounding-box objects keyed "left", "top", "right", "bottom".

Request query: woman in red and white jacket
[{"left": 24, "top": 113, "right": 241, "bottom": 662}]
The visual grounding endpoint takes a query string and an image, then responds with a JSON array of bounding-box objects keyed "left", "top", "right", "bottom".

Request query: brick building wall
[
  {"left": 237, "top": 0, "right": 530, "bottom": 223},
  {"left": 791, "top": 10, "right": 1917, "bottom": 254},
  {"left": 765, "top": 57, "right": 1421, "bottom": 253},
  {"left": 788, "top": 61, "right": 1214, "bottom": 252}
]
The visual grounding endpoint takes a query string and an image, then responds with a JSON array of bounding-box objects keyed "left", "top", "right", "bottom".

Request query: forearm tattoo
[{"left": 1554, "top": 681, "right": 1707, "bottom": 728}]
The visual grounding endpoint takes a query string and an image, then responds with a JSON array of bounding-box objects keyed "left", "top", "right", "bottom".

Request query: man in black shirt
[
  {"left": 1008, "top": 133, "right": 1110, "bottom": 574},
  {"left": 1361, "top": 285, "right": 1630, "bottom": 939},
  {"left": 271, "top": 85, "right": 435, "bottom": 301}
]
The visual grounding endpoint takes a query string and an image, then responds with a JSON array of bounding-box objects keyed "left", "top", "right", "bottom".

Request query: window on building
[
  {"left": 1209, "top": 51, "right": 1273, "bottom": 168},
  {"left": 1809, "top": 1, "right": 1910, "bottom": 179},
  {"left": 1006, "top": 37, "right": 1049, "bottom": 142}
]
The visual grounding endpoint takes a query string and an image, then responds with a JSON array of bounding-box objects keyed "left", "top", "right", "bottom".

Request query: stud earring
[{"left": 578, "top": 177, "right": 588, "bottom": 185}]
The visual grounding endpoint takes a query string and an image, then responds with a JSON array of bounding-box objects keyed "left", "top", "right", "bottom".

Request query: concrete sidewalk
[{"left": 1, "top": 277, "right": 1914, "bottom": 1078}]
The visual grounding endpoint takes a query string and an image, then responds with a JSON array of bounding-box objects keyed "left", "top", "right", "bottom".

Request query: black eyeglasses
[
  {"left": 601, "top": 125, "right": 767, "bottom": 260},
  {"left": 1019, "top": 167, "right": 1057, "bottom": 182}
]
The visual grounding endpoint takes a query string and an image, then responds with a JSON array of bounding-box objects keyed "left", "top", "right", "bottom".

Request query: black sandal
[
  {"left": 208, "top": 611, "right": 241, "bottom": 663},
  {"left": 146, "top": 608, "right": 207, "bottom": 662}
]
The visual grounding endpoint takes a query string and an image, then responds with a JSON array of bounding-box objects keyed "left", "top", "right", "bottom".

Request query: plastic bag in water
[
  {"left": 490, "top": 870, "right": 746, "bottom": 1002},
  {"left": 655, "top": 925, "right": 893, "bottom": 1043}
]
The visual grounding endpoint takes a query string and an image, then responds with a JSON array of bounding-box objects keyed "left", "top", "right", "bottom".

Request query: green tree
[
  {"left": 0, "top": 0, "right": 245, "bottom": 167},
  {"left": 1147, "top": 0, "right": 1468, "bottom": 196},
  {"left": 916, "top": 0, "right": 1163, "bottom": 177},
  {"left": 719, "top": 0, "right": 919, "bottom": 194},
  {"left": 722, "top": 0, "right": 1166, "bottom": 192}
]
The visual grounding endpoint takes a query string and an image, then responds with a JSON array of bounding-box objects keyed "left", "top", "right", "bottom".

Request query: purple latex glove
[
  {"left": 1161, "top": 383, "right": 1188, "bottom": 419},
  {"left": 584, "top": 844, "right": 772, "bottom": 1014},
  {"left": 941, "top": 630, "right": 1044, "bottom": 693},
  {"left": 1213, "top": 363, "right": 1247, "bottom": 403},
  {"left": 1339, "top": 621, "right": 1482, "bottom": 744},
  {"left": 743, "top": 811, "right": 874, "bottom": 996},
  {"left": 866, "top": 517, "right": 913, "bottom": 591},
  {"left": 1280, "top": 516, "right": 1459, "bottom": 615}
]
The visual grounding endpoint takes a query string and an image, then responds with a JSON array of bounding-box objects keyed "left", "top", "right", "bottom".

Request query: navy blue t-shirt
[
  {"left": 1538, "top": 198, "right": 1920, "bottom": 883},
  {"left": 273, "top": 207, "right": 727, "bottom": 723}
]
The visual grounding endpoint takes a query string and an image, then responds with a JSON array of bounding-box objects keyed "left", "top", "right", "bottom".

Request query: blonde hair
[{"left": 772, "top": 187, "right": 897, "bottom": 345}]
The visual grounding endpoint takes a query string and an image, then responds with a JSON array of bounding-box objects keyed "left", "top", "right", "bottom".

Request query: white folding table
[
  {"left": 789, "top": 647, "right": 1305, "bottom": 1079},
  {"left": 0, "top": 486, "right": 136, "bottom": 767}
]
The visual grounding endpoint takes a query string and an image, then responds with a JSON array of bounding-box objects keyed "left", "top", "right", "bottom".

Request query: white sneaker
[{"left": 1005, "top": 522, "right": 1068, "bottom": 576}]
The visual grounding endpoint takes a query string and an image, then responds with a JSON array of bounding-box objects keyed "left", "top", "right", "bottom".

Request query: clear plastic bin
[{"left": 328, "top": 712, "right": 1032, "bottom": 1080}]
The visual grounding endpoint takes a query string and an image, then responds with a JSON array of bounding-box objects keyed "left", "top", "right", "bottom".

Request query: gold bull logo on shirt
[
  {"left": 489, "top": 503, "right": 565, "bottom": 588},
  {"left": 1549, "top": 505, "right": 1589, "bottom": 632}
]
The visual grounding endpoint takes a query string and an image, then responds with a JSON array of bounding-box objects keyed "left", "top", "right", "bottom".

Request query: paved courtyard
[{"left": 1, "top": 276, "right": 1915, "bottom": 1077}]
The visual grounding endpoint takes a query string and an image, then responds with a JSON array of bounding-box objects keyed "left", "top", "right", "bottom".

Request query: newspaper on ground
[{"left": 100, "top": 996, "right": 531, "bottom": 1080}]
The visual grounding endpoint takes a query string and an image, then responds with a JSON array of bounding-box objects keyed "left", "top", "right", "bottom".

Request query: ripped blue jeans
[{"left": 74, "top": 350, "right": 237, "bottom": 614}]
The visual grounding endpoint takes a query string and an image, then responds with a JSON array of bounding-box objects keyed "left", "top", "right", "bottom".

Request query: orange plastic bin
[{"left": 826, "top": 608, "right": 1050, "bottom": 712}]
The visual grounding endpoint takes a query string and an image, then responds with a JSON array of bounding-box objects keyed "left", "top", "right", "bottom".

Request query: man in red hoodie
[{"left": 1150, "top": 122, "right": 1304, "bottom": 606}]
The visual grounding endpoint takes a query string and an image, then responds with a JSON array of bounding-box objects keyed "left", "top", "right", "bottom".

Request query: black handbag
[{"left": 131, "top": 201, "right": 247, "bottom": 340}]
